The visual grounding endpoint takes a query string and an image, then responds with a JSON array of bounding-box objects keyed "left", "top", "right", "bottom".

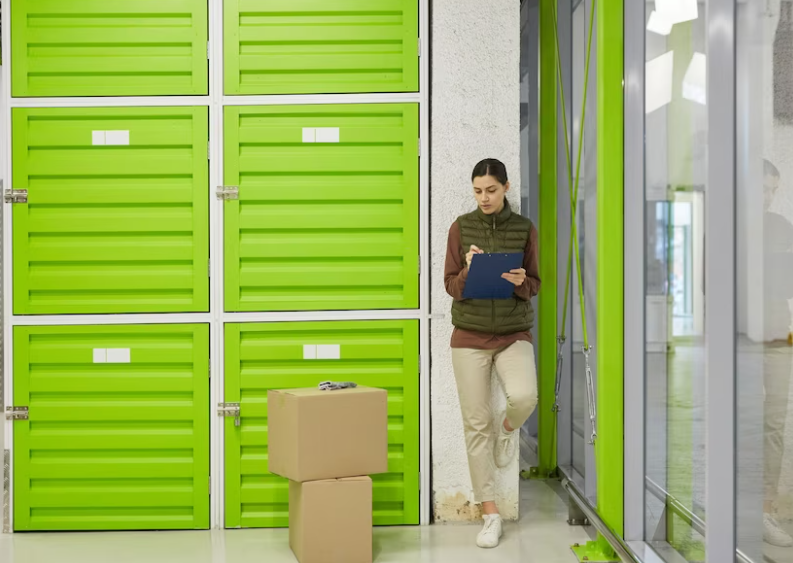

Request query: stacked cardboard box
[{"left": 268, "top": 387, "right": 388, "bottom": 563}]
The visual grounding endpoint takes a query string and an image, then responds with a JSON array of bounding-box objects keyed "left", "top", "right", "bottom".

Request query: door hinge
[
  {"left": 4, "top": 189, "right": 27, "bottom": 204},
  {"left": 5, "top": 406, "right": 28, "bottom": 421},
  {"left": 418, "top": 255, "right": 421, "bottom": 275},
  {"left": 208, "top": 259, "right": 211, "bottom": 277},
  {"left": 207, "top": 41, "right": 210, "bottom": 60},
  {"left": 418, "top": 138, "right": 421, "bottom": 157},
  {"left": 208, "top": 141, "right": 211, "bottom": 160},
  {"left": 216, "top": 186, "right": 239, "bottom": 201},
  {"left": 418, "top": 37, "right": 421, "bottom": 56},
  {"left": 418, "top": 355, "right": 421, "bottom": 375},
  {"left": 209, "top": 476, "right": 211, "bottom": 495}
]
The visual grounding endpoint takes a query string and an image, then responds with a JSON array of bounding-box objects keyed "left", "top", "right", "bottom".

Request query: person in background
[
  {"left": 444, "top": 158, "right": 540, "bottom": 549},
  {"left": 761, "top": 159, "right": 793, "bottom": 547}
]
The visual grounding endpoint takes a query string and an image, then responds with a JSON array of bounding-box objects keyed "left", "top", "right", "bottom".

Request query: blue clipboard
[{"left": 462, "top": 252, "right": 524, "bottom": 300}]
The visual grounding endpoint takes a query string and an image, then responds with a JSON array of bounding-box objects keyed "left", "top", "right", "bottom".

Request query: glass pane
[
  {"left": 571, "top": 0, "right": 590, "bottom": 479},
  {"left": 737, "top": 0, "right": 793, "bottom": 560},
  {"left": 519, "top": 0, "right": 540, "bottom": 467},
  {"left": 644, "top": 1, "right": 707, "bottom": 559}
]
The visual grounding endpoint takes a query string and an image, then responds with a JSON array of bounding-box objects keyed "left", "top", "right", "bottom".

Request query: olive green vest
[{"left": 451, "top": 201, "right": 535, "bottom": 335}]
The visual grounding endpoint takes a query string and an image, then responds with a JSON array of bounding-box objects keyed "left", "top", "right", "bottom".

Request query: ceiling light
[
  {"left": 646, "top": 51, "right": 675, "bottom": 114},
  {"left": 647, "top": 10, "right": 673, "bottom": 35},
  {"left": 655, "top": 0, "right": 698, "bottom": 24},
  {"left": 682, "top": 52, "right": 706, "bottom": 105}
]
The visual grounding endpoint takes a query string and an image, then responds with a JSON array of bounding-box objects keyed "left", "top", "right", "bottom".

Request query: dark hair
[
  {"left": 471, "top": 158, "right": 508, "bottom": 185},
  {"left": 765, "top": 159, "right": 780, "bottom": 179}
]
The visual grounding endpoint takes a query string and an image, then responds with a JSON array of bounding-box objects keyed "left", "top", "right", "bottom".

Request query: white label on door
[
  {"left": 93, "top": 349, "right": 107, "bottom": 363},
  {"left": 317, "top": 344, "right": 341, "bottom": 360},
  {"left": 315, "top": 127, "right": 340, "bottom": 143},
  {"left": 302, "top": 128, "right": 316, "bottom": 143},
  {"left": 92, "top": 131, "right": 106, "bottom": 146},
  {"left": 105, "top": 130, "right": 130, "bottom": 146},
  {"left": 303, "top": 345, "right": 317, "bottom": 360},
  {"left": 106, "top": 348, "right": 131, "bottom": 363}
]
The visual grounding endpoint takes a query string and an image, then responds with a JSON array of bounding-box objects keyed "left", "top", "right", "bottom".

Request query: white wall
[{"left": 430, "top": 0, "right": 522, "bottom": 522}]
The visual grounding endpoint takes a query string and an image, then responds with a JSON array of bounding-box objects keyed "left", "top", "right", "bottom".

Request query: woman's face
[{"left": 473, "top": 175, "right": 510, "bottom": 215}]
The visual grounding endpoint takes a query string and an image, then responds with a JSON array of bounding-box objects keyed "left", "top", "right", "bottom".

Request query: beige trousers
[
  {"left": 764, "top": 343, "right": 793, "bottom": 504},
  {"left": 451, "top": 341, "right": 539, "bottom": 503}
]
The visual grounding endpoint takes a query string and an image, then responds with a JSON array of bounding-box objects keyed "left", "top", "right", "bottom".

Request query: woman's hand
[
  {"left": 466, "top": 245, "right": 484, "bottom": 268},
  {"left": 502, "top": 268, "right": 526, "bottom": 287}
]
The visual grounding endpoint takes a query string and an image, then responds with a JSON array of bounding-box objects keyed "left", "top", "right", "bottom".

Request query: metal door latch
[
  {"left": 218, "top": 402, "right": 241, "bottom": 426},
  {"left": 216, "top": 186, "right": 239, "bottom": 201},
  {"left": 5, "top": 406, "right": 28, "bottom": 421},
  {"left": 4, "top": 189, "right": 28, "bottom": 204}
]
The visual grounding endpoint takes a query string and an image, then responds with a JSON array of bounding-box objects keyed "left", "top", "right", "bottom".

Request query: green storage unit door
[
  {"left": 12, "top": 107, "right": 210, "bottom": 315},
  {"left": 11, "top": 0, "right": 208, "bottom": 97},
  {"left": 12, "top": 324, "right": 210, "bottom": 531},
  {"left": 224, "top": 104, "right": 419, "bottom": 312},
  {"left": 224, "top": 321, "right": 419, "bottom": 528},
  {"left": 224, "top": 0, "right": 418, "bottom": 96}
]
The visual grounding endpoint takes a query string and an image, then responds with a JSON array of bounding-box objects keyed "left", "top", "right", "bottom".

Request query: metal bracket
[
  {"left": 582, "top": 345, "right": 597, "bottom": 444},
  {"left": 4, "top": 189, "right": 27, "bottom": 204},
  {"left": 216, "top": 186, "right": 239, "bottom": 201},
  {"left": 218, "top": 402, "right": 241, "bottom": 426},
  {"left": 5, "top": 406, "right": 29, "bottom": 421},
  {"left": 567, "top": 490, "right": 588, "bottom": 526}
]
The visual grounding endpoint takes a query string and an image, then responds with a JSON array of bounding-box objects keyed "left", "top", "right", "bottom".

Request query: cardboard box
[
  {"left": 289, "top": 477, "right": 373, "bottom": 563},
  {"left": 268, "top": 387, "right": 388, "bottom": 482}
]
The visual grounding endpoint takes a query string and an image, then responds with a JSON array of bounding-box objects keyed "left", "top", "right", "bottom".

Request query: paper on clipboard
[{"left": 462, "top": 252, "right": 524, "bottom": 300}]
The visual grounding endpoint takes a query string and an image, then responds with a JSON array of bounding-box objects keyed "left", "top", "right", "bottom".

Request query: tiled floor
[{"left": 0, "top": 480, "right": 592, "bottom": 563}]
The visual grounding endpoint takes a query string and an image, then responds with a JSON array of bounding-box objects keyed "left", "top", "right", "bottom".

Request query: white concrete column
[{"left": 430, "top": 0, "right": 522, "bottom": 522}]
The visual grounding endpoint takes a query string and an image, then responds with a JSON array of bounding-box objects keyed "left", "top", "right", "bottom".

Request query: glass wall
[
  {"left": 519, "top": 0, "right": 541, "bottom": 467},
  {"left": 552, "top": 0, "right": 599, "bottom": 502},
  {"left": 625, "top": 0, "right": 793, "bottom": 561},
  {"left": 590, "top": 0, "right": 793, "bottom": 559},
  {"left": 737, "top": 0, "right": 793, "bottom": 560},
  {"left": 571, "top": 0, "right": 598, "bottom": 495},
  {"left": 643, "top": 0, "right": 708, "bottom": 560}
]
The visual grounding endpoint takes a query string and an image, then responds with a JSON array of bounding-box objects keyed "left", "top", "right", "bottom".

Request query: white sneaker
[
  {"left": 476, "top": 514, "right": 503, "bottom": 548},
  {"left": 765, "top": 514, "right": 793, "bottom": 547},
  {"left": 494, "top": 416, "right": 518, "bottom": 468}
]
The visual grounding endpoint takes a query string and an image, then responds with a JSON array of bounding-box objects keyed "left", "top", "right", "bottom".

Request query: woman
[{"left": 444, "top": 158, "right": 540, "bottom": 548}]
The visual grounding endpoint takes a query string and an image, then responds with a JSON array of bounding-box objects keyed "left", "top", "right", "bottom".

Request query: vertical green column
[
  {"left": 596, "top": 0, "right": 624, "bottom": 542},
  {"left": 537, "top": 0, "right": 559, "bottom": 477}
]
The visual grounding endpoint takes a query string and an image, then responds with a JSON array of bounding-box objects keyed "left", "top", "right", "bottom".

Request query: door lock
[{"left": 218, "top": 402, "right": 241, "bottom": 427}]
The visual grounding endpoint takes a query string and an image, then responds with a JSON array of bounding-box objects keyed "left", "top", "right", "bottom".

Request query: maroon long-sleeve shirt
[{"left": 444, "top": 221, "right": 541, "bottom": 349}]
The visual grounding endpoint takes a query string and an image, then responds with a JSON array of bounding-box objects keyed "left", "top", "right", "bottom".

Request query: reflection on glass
[
  {"left": 518, "top": 0, "right": 540, "bottom": 466},
  {"left": 737, "top": 0, "right": 793, "bottom": 560},
  {"left": 644, "top": 1, "right": 707, "bottom": 560},
  {"left": 570, "top": 0, "right": 597, "bottom": 493}
]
